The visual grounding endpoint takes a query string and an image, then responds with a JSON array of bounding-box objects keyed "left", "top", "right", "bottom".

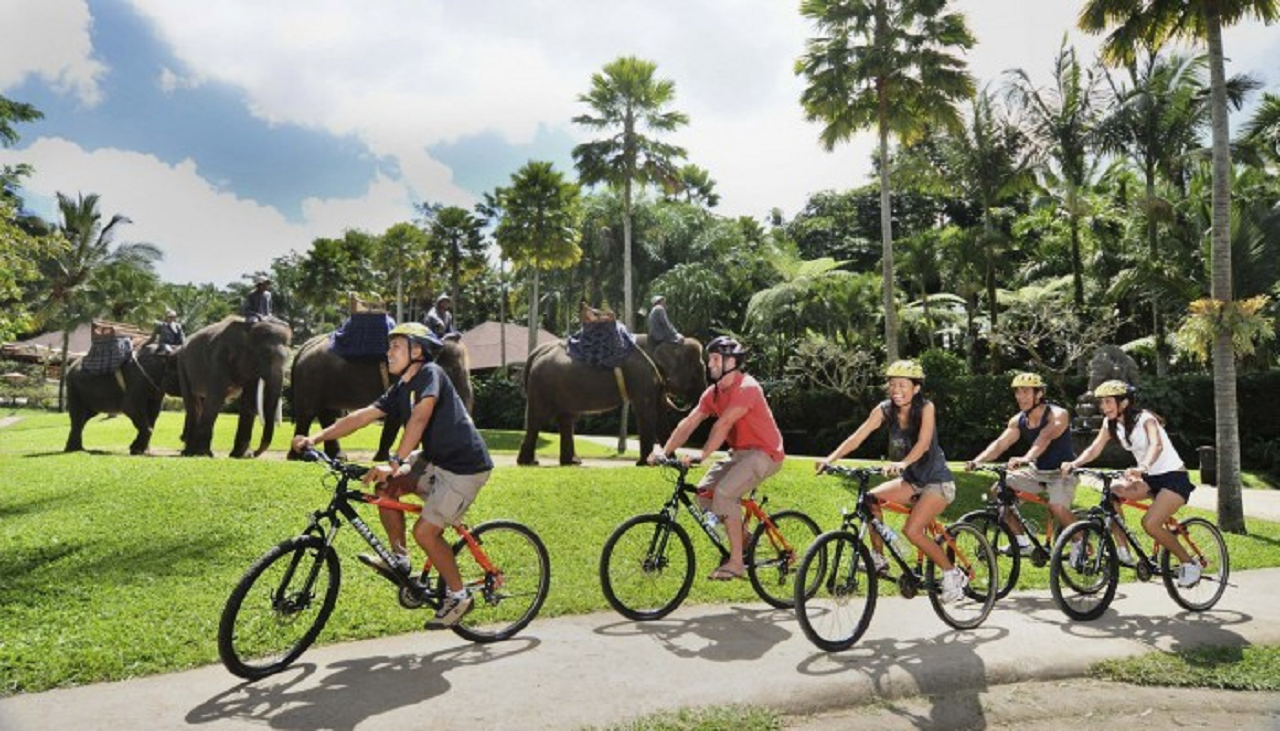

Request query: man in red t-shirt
[{"left": 650, "top": 336, "right": 785, "bottom": 580}]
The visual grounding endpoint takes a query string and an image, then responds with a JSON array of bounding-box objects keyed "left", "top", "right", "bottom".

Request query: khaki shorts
[
  {"left": 697, "top": 449, "right": 783, "bottom": 517},
  {"left": 410, "top": 464, "right": 490, "bottom": 528},
  {"left": 1007, "top": 468, "right": 1078, "bottom": 507},
  {"left": 907, "top": 480, "right": 956, "bottom": 504}
]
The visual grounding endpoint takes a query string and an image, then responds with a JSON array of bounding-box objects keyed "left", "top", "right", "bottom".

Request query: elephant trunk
[{"left": 253, "top": 368, "right": 285, "bottom": 457}]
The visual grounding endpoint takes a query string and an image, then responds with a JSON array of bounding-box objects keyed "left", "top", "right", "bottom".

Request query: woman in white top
[{"left": 1063, "top": 380, "right": 1201, "bottom": 587}]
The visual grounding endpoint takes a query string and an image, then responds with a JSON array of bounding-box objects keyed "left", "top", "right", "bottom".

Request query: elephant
[
  {"left": 64, "top": 343, "right": 177, "bottom": 454},
  {"left": 518, "top": 334, "right": 706, "bottom": 466},
  {"left": 176, "top": 316, "right": 292, "bottom": 458},
  {"left": 290, "top": 334, "right": 473, "bottom": 461}
]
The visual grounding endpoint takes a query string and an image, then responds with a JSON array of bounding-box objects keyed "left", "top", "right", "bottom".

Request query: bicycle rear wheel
[
  {"left": 1160, "top": 517, "right": 1229, "bottom": 612},
  {"left": 218, "top": 535, "right": 341, "bottom": 680},
  {"left": 959, "top": 510, "right": 1018, "bottom": 600},
  {"left": 794, "top": 530, "right": 878, "bottom": 652},
  {"left": 926, "top": 522, "right": 997, "bottom": 630},
  {"left": 448, "top": 520, "right": 551, "bottom": 643},
  {"left": 600, "top": 514, "right": 694, "bottom": 621},
  {"left": 747, "top": 509, "right": 821, "bottom": 609},
  {"left": 1049, "top": 520, "right": 1117, "bottom": 621}
]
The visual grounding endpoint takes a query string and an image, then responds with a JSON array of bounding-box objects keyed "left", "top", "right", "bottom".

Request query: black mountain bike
[
  {"left": 1049, "top": 468, "right": 1229, "bottom": 621},
  {"left": 599, "top": 456, "right": 820, "bottom": 620},
  {"left": 794, "top": 466, "right": 998, "bottom": 652},
  {"left": 218, "top": 450, "right": 550, "bottom": 680},
  {"left": 960, "top": 464, "right": 1078, "bottom": 600}
]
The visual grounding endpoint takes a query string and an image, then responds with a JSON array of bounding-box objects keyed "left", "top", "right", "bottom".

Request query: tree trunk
[
  {"left": 1206, "top": 14, "right": 1245, "bottom": 534},
  {"left": 1146, "top": 174, "right": 1168, "bottom": 377},
  {"left": 618, "top": 180, "right": 634, "bottom": 454},
  {"left": 57, "top": 328, "right": 70, "bottom": 413},
  {"left": 528, "top": 266, "right": 540, "bottom": 358},
  {"left": 1068, "top": 186, "right": 1084, "bottom": 313},
  {"left": 878, "top": 124, "right": 898, "bottom": 362}
]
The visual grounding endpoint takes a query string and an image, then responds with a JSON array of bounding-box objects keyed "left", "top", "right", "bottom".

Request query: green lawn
[{"left": 3, "top": 407, "right": 1280, "bottom": 694}]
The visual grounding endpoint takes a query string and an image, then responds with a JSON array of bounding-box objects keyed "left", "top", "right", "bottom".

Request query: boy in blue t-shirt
[{"left": 292, "top": 323, "right": 492, "bottom": 628}]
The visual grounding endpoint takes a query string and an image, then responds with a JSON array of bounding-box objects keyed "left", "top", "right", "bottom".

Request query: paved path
[{"left": 3, "top": 568, "right": 1277, "bottom": 731}]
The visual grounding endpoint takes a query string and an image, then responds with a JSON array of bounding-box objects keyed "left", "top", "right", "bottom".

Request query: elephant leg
[
  {"left": 230, "top": 386, "right": 258, "bottom": 458},
  {"left": 65, "top": 402, "right": 91, "bottom": 452},
  {"left": 318, "top": 411, "right": 342, "bottom": 459},
  {"left": 558, "top": 414, "right": 580, "bottom": 466},
  {"left": 193, "top": 385, "right": 226, "bottom": 457},
  {"left": 634, "top": 400, "right": 658, "bottom": 467},
  {"left": 125, "top": 406, "right": 153, "bottom": 455},
  {"left": 288, "top": 411, "right": 314, "bottom": 461},
  {"left": 374, "top": 416, "right": 401, "bottom": 462},
  {"left": 514, "top": 404, "right": 545, "bottom": 465}
]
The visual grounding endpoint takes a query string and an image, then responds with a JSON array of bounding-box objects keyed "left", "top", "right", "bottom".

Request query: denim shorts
[{"left": 1145, "top": 471, "right": 1195, "bottom": 502}]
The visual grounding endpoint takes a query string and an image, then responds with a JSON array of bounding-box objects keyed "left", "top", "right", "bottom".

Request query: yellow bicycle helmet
[
  {"left": 1093, "top": 379, "right": 1133, "bottom": 398},
  {"left": 885, "top": 359, "right": 925, "bottom": 381},
  {"left": 1011, "top": 372, "right": 1045, "bottom": 389},
  {"left": 389, "top": 322, "right": 442, "bottom": 361}
]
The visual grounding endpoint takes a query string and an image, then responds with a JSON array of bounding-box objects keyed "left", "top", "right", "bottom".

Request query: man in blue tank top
[{"left": 966, "top": 372, "right": 1078, "bottom": 555}]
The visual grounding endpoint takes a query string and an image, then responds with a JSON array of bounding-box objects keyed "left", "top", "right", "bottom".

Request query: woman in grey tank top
[{"left": 815, "top": 360, "right": 967, "bottom": 603}]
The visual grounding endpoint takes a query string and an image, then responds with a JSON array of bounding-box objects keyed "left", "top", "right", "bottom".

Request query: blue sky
[{"left": 1, "top": 1, "right": 1276, "bottom": 286}]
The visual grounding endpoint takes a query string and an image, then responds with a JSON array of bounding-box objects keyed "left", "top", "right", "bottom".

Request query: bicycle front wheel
[
  {"left": 959, "top": 510, "right": 1018, "bottom": 600},
  {"left": 448, "top": 520, "right": 551, "bottom": 643},
  {"left": 793, "top": 530, "right": 878, "bottom": 652},
  {"left": 926, "top": 522, "right": 997, "bottom": 630},
  {"left": 747, "top": 509, "right": 821, "bottom": 609},
  {"left": 600, "top": 514, "right": 694, "bottom": 621},
  {"left": 1049, "top": 520, "right": 1117, "bottom": 621},
  {"left": 1161, "top": 517, "right": 1229, "bottom": 612},
  {"left": 218, "top": 535, "right": 341, "bottom": 680}
]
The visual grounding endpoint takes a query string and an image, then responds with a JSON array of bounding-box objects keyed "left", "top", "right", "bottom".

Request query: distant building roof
[
  {"left": 460, "top": 321, "right": 560, "bottom": 370},
  {"left": 3, "top": 320, "right": 150, "bottom": 362}
]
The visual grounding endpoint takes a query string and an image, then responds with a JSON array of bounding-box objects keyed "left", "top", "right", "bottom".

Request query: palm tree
[
  {"left": 41, "top": 192, "right": 161, "bottom": 410},
  {"left": 1241, "top": 92, "right": 1280, "bottom": 166},
  {"left": 1079, "top": 0, "right": 1278, "bottom": 534},
  {"left": 1097, "top": 51, "right": 1258, "bottom": 374},
  {"left": 421, "top": 204, "right": 487, "bottom": 326},
  {"left": 796, "top": 0, "right": 975, "bottom": 362},
  {"left": 573, "top": 56, "right": 689, "bottom": 334},
  {"left": 1004, "top": 41, "right": 1104, "bottom": 315},
  {"left": 488, "top": 161, "right": 583, "bottom": 354}
]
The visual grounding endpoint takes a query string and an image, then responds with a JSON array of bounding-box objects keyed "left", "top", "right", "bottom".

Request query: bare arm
[
  {"left": 397, "top": 395, "right": 437, "bottom": 464},
  {"left": 697, "top": 404, "right": 748, "bottom": 462},
  {"left": 293, "top": 404, "right": 386, "bottom": 452},
  {"left": 654, "top": 408, "right": 710, "bottom": 460},
  {"left": 968, "top": 415, "right": 1021, "bottom": 468},
  {"left": 1065, "top": 424, "right": 1111, "bottom": 472},
  {"left": 1020, "top": 406, "right": 1071, "bottom": 465},
  {"left": 816, "top": 406, "right": 885, "bottom": 471},
  {"left": 1133, "top": 417, "right": 1164, "bottom": 473}
]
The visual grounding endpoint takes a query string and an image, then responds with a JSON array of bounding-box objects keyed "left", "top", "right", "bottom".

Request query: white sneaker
[
  {"left": 940, "top": 568, "right": 968, "bottom": 603},
  {"left": 1067, "top": 540, "right": 1085, "bottom": 569},
  {"left": 870, "top": 552, "right": 890, "bottom": 575},
  {"left": 426, "top": 590, "right": 473, "bottom": 629},
  {"left": 1115, "top": 545, "right": 1135, "bottom": 568},
  {"left": 359, "top": 552, "right": 411, "bottom": 576},
  {"left": 1178, "top": 562, "right": 1202, "bottom": 588}
]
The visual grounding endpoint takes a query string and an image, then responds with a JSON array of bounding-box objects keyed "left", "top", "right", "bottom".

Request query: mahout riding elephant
[
  {"left": 64, "top": 343, "right": 178, "bottom": 454},
  {"left": 518, "top": 334, "right": 705, "bottom": 466},
  {"left": 289, "top": 334, "right": 473, "bottom": 461},
  {"left": 176, "top": 316, "right": 291, "bottom": 458}
]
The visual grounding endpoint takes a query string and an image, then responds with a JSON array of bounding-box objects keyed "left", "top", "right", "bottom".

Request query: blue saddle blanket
[
  {"left": 330, "top": 313, "right": 395, "bottom": 362},
  {"left": 567, "top": 321, "right": 636, "bottom": 368},
  {"left": 83, "top": 337, "right": 133, "bottom": 375}
]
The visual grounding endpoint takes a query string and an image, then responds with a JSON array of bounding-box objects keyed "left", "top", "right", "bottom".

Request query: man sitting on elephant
[
  {"left": 649, "top": 336, "right": 786, "bottom": 581},
  {"left": 292, "top": 322, "right": 493, "bottom": 629}
]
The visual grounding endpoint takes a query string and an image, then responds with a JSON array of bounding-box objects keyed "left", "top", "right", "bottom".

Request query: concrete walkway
[{"left": 3, "top": 568, "right": 1278, "bottom": 731}]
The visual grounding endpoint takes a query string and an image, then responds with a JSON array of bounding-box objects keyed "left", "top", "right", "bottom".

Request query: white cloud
[
  {"left": 0, "top": 137, "right": 423, "bottom": 285},
  {"left": 0, "top": 0, "right": 106, "bottom": 106}
]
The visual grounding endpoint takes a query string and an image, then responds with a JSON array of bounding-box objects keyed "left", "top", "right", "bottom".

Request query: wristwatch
[{"left": 388, "top": 455, "right": 403, "bottom": 468}]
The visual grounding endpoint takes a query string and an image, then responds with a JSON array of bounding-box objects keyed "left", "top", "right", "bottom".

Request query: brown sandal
[{"left": 708, "top": 564, "right": 745, "bottom": 581}]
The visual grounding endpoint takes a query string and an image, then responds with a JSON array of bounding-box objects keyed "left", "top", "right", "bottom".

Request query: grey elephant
[
  {"left": 518, "top": 335, "right": 705, "bottom": 466},
  {"left": 64, "top": 343, "right": 177, "bottom": 454},
  {"left": 290, "top": 334, "right": 473, "bottom": 461},
  {"left": 177, "top": 316, "right": 292, "bottom": 457}
]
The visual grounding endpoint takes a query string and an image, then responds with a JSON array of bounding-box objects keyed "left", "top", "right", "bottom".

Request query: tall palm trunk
[
  {"left": 528, "top": 262, "right": 541, "bottom": 357},
  {"left": 57, "top": 328, "right": 71, "bottom": 412},
  {"left": 618, "top": 179, "right": 634, "bottom": 454},
  {"left": 1206, "top": 12, "right": 1245, "bottom": 534},
  {"left": 1068, "top": 185, "right": 1085, "bottom": 313},
  {"left": 878, "top": 122, "right": 899, "bottom": 362},
  {"left": 1145, "top": 173, "right": 1169, "bottom": 377}
]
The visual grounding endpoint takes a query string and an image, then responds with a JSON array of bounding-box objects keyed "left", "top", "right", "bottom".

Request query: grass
[
  {"left": 1092, "top": 645, "right": 1280, "bottom": 691},
  {"left": 584, "top": 705, "right": 781, "bottom": 731},
  {"left": 3, "top": 407, "right": 1280, "bottom": 695}
]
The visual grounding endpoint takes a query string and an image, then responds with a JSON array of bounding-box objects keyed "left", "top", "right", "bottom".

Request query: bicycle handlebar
[
  {"left": 1070, "top": 467, "right": 1129, "bottom": 482},
  {"left": 967, "top": 462, "right": 1008, "bottom": 475},
  {"left": 818, "top": 464, "right": 885, "bottom": 481},
  {"left": 300, "top": 448, "right": 370, "bottom": 480}
]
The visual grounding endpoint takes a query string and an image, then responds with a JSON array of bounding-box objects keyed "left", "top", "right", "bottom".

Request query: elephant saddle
[
  {"left": 330, "top": 312, "right": 396, "bottom": 362},
  {"left": 567, "top": 319, "right": 636, "bottom": 369},
  {"left": 83, "top": 335, "right": 134, "bottom": 376}
]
